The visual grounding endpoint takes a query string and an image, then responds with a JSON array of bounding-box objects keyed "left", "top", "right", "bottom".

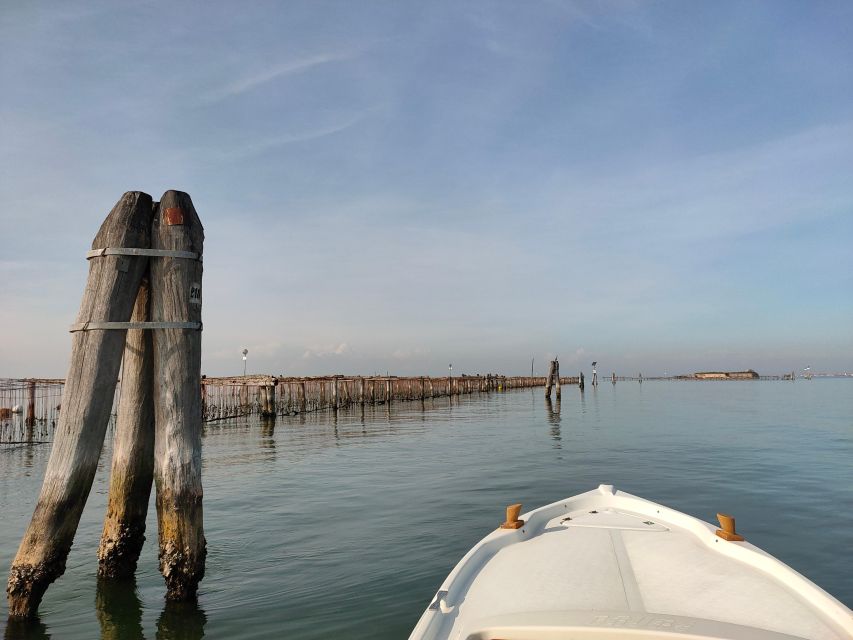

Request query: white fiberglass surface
[
  {"left": 460, "top": 525, "right": 631, "bottom": 614},
  {"left": 425, "top": 500, "right": 849, "bottom": 640},
  {"left": 623, "top": 528, "right": 842, "bottom": 640}
]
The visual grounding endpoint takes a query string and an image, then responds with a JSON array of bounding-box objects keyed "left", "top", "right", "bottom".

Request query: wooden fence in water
[
  {"left": 1, "top": 374, "right": 575, "bottom": 439},
  {"left": 0, "top": 378, "right": 67, "bottom": 444},
  {"left": 200, "top": 374, "right": 577, "bottom": 421},
  {"left": 3, "top": 369, "right": 801, "bottom": 437}
]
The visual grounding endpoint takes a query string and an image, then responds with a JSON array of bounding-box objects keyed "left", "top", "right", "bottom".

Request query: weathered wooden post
[
  {"left": 25, "top": 381, "right": 36, "bottom": 428},
  {"left": 150, "top": 190, "right": 205, "bottom": 601},
  {"left": 579, "top": 371, "right": 585, "bottom": 391},
  {"left": 98, "top": 276, "right": 155, "bottom": 579},
  {"left": 612, "top": 372, "right": 616, "bottom": 385},
  {"left": 201, "top": 378, "right": 208, "bottom": 418},
  {"left": 359, "top": 377, "right": 365, "bottom": 404},
  {"left": 555, "top": 359, "right": 561, "bottom": 400},
  {"left": 259, "top": 381, "right": 276, "bottom": 418},
  {"left": 8, "top": 192, "right": 153, "bottom": 618},
  {"left": 545, "top": 360, "right": 556, "bottom": 399},
  {"left": 281, "top": 381, "right": 288, "bottom": 413}
]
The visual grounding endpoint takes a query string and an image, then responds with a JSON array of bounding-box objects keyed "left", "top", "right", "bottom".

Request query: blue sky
[{"left": 1, "top": 1, "right": 851, "bottom": 378}]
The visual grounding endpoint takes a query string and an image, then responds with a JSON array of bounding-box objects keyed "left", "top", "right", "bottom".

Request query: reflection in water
[
  {"left": 545, "top": 397, "right": 561, "bottom": 448},
  {"left": 259, "top": 416, "right": 276, "bottom": 456},
  {"left": 197, "top": 394, "right": 508, "bottom": 471},
  {"left": 592, "top": 385, "right": 600, "bottom": 421},
  {"left": 156, "top": 600, "right": 207, "bottom": 640},
  {"left": 259, "top": 416, "right": 275, "bottom": 440},
  {"left": 3, "top": 617, "right": 50, "bottom": 640},
  {"left": 93, "top": 578, "right": 206, "bottom": 640},
  {"left": 260, "top": 416, "right": 275, "bottom": 440},
  {"left": 96, "top": 578, "right": 144, "bottom": 640}
]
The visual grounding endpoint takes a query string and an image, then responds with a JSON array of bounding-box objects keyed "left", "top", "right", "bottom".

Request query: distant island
[{"left": 690, "top": 370, "right": 759, "bottom": 380}]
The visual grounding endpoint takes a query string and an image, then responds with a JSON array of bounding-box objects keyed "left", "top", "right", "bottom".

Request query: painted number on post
[{"left": 190, "top": 283, "right": 202, "bottom": 305}]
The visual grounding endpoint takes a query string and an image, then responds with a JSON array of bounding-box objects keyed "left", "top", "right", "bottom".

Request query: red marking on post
[{"left": 164, "top": 207, "right": 184, "bottom": 225}]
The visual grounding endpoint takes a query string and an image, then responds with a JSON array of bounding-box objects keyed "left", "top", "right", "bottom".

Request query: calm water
[{"left": 1, "top": 380, "right": 851, "bottom": 639}]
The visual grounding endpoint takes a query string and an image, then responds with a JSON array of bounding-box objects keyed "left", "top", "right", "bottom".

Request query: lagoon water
[{"left": 1, "top": 379, "right": 851, "bottom": 639}]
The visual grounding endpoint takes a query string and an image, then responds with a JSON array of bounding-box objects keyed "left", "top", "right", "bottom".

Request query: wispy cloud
[
  {"left": 302, "top": 343, "right": 351, "bottom": 359},
  {"left": 391, "top": 347, "right": 428, "bottom": 360},
  {"left": 202, "top": 50, "right": 359, "bottom": 104},
  {"left": 213, "top": 112, "right": 369, "bottom": 161}
]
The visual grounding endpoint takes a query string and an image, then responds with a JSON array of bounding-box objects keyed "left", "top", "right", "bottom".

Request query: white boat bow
[{"left": 410, "top": 484, "right": 852, "bottom": 640}]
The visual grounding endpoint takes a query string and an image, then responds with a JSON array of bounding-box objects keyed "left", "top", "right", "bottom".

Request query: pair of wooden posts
[
  {"left": 7, "top": 191, "right": 206, "bottom": 619},
  {"left": 544, "top": 359, "right": 561, "bottom": 400}
]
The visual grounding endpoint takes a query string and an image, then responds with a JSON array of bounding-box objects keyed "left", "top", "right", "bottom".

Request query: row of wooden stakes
[
  {"left": 7, "top": 191, "right": 205, "bottom": 619},
  {"left": 199, "top": 374, "right": 553, "bottom": 420}
]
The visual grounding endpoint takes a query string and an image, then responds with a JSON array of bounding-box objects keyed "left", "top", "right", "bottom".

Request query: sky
[{"left": 1, "top": 1, "right": 851, "bottom": 378}]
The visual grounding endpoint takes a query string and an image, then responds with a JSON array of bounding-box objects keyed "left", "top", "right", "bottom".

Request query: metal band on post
[
  {"left": 70, "top": 321, "right": 202, "bottom": 333},
  {"left": 78, "top": 248, "right": 203, "bottom": 332},
  {"left": 86, "top": 248, "right": 201, "bottom": 261}
]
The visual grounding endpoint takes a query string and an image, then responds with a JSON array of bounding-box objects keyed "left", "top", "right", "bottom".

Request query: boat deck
[{"left": 411, "top": 486, "right": 852, "bottom": 640}]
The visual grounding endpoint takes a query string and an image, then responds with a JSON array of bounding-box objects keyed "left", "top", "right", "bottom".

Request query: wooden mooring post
[
  {"left": 545, "top": 360, "right": 558, "bottom": 399},
  {"left": 24, "top": 381, "right": 35, "bottom": 428},
  {"left": 260, "top": 382, "right": 276, "bottom": 418},
  {"left": 8, "top": 190, "right": 207, "bottom": 619},
  {"left": 8, "top": 192, "right": 154, "bottom": 618},
  {"left": 150, "top": 190, "right": 206, "bottom": 601},
  {"left": 554, "top": 360, "right": 561, "bottom": 400},
  {"left": 98, "top": 276, "right": 155, "bottom": 579}
]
